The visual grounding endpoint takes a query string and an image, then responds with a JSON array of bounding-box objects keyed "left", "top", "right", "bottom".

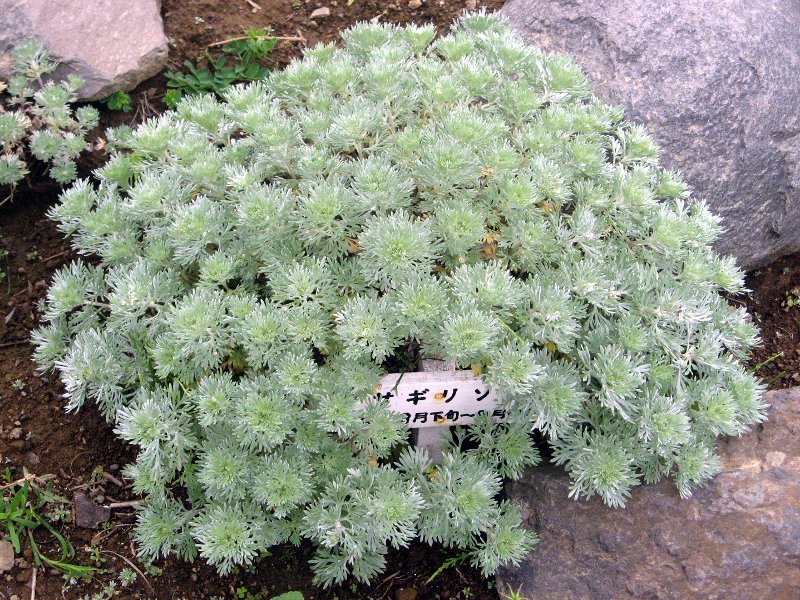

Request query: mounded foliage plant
[{"left": 33, "top": 12, "right": 766, "bottom": 586}]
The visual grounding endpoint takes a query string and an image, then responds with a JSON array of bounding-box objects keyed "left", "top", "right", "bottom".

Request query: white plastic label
[{"left": 369, "top": 370, "right": 502, "bottom": 428}]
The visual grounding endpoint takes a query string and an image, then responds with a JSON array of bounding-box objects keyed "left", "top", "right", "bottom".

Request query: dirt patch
[{"left": 741, "top": 255, "right": 800, "bottom": 389}]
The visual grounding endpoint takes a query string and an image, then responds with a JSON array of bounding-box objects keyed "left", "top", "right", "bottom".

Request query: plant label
[{"left": 369, "top": 370, "right": 502, "bottom": 428}]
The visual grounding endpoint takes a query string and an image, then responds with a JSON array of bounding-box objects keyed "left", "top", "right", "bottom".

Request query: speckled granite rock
[
  {"left": 502, "top": 0, "right": 800, "bottom": 270},
  {"left": 497, "top": 387, "right": 800, "bottom": 599},
  {"left": 0, "top": 0, "right": 167, "bottom": 100}
]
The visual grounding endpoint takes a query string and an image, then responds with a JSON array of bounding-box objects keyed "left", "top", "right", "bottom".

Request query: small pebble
[
  {"left": 109, "top": 463, "right": 119, "bottom": 471},
  {"left": 310, "top": 6, "right": 331, "bottom": 18},
  {"left": 395, "top": 588, "right": 418, "bottom": 600},
  {"left": 74, "top": 491, "right": 111, "bottom": 529},
  {"left": 408, "top": 0, "right": 422, "bottom": 8},
  {"left": 466, "top": 0, "right": 477, "bottom": 8},
  {"left": 23, "top": 451, "right": 39, "bottom": 466},
  {"left": 0, "top": 540, "right": 14, "bottom": 573},
  {"left": 8, "top": 427, "right": 22, "bottom": 440}
]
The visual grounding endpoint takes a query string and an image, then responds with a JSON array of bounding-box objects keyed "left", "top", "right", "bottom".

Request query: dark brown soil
[
  {"left": 2, "top": 1, "right": 797, "bottom": 599},
  {"left": 742, "top": 256, "right": 800, "bottom": 389}
]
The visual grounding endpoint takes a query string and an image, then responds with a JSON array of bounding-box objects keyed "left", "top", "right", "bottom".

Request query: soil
[
  {"left": 742, "top": 256, "right": 800, "bottom": 389},
  {"left": 1, "top": 1, "right": 797, "bottom": 600}
]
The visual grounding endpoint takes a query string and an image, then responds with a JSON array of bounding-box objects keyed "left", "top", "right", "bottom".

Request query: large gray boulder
[
  {"left": 0, "top": 0, "right": 168, "bottom": 101},
  {"left": 502, "top": 0, "right": 800, "bottom": 270},
  {"left": 497, "top": 387, "right": 800, "bottom": 599}
]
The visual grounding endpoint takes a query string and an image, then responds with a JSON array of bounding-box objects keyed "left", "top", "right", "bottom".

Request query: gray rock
[
  {"left": 0, "top": 539, "right": 13, "bottom": 573},
  {"left": 73, "top": 491, "right": 110, "bottom": 529},
  {"left": 497, "top": 387, "right": 800, "bottom": 599},
  {"left": 502, "top": 0, "right": 800, "bottom": 270},
  {"left": 0, "top": 0, "right": 168, "bottom": 101},
  {"left": 310, "top": 7, "right": 331, "bottom": 19}
]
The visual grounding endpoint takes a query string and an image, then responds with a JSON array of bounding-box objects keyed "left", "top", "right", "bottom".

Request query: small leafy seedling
[
  {"left": 165, "top": 28, "right": 275, "bottom": 99},
  {"left": 0, "top": 247, "right": 8, "bottom": 282},
  {"left": 271, "top": 592, "right": 304, "bottom": 600},
  {"left": 100, "top": 91, "right": 133, "bottom": 113},
  {"left": 426, "top": 551, "right": 471, "bottom": 583},
  {"left": 0, "top": 470, "right": 96, "bottom": 580},
  {"left": 782, "top": 288, "right": 800, "bottom": 309},
  {"left": 500, "top": 584, "right": 529, "bottom": 600},
  {"left": 163, "top": 88, "right": 183, "bottom": 110}
]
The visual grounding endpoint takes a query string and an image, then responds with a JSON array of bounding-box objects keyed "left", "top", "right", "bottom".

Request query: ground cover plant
[
  {"left": 164, "top": 28, "right": 277, "bottom": 108},
  {"left": 32, "top": 11, "right": 766, "bottom": 589},
  {"left": 0, "top": 40, "right": 99, "bottom": 200}
]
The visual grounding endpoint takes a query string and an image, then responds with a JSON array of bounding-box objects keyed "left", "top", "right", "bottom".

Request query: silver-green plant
[
  {"left": 0, "top": 39, "right": 99, "bottom": 197},
  {"left": 33, "top": 11, "right": 765, "bottom": 587}
]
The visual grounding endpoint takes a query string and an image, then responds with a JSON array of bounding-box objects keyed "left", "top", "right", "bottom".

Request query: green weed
[{"left": 0, "top": 470, "right": 97, "bottom": 581}]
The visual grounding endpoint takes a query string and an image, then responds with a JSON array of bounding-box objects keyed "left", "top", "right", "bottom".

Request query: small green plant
[
  {"left": 163, "top": 89, "right": 183, "bottom": 110},
  {"left": 271, "top": 593, "right": 304, "bottom": 600},
  {"left": 426, "top": 551, "right": 471, "bottom": 583},
  {"left": 86, "top": 545, "right": 107, "bottom": 567},
  {"left": 500, "top": 584, "right": 528, "bottom": 600},
  {"left": 118, "top": 566, "right": 138, "bottom": 587},
  {"left": 165, "top": 28, "right": 276, "bottom": 99},
  {"left": 79, "top": 580, "right": 117, "bottom": 600},
  {"left": 45, "top": 501, "right": 71, "bottom": 524},
  {"left": 782, "top": 287, "right": 800, "bottom": 308},
  {"left": 140, "top": 557, "right": 163, "bottom": 577},
  {"left": 101, "top": 91, "right": 133, "bottom": 113},
  {"left": 0, "top": 470, "right": 96, "bottom": 580},
  {"left": 0, "top": 39, "right": 99, "bottom": 198},
  {"left": 236, "top": 586, "right": 260, "bottom": 600},
  {"left": 11, "top": 378, "right": 25, "bottom": 391}
]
